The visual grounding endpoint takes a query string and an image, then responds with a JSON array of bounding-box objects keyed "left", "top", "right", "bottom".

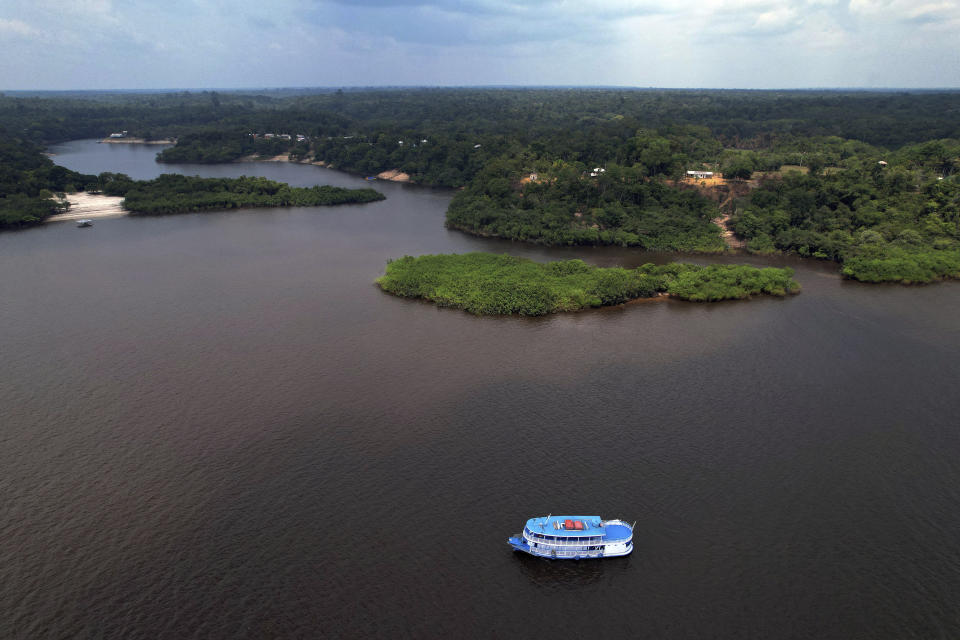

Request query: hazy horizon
[
  {"left": 2, "top": 0, "right": 959, "bottom": 91},
  {"left": 5, "top": 85, "right": 960, "bottom": 94}
]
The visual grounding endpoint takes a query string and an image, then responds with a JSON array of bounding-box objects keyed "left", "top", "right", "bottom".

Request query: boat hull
[{"left": 508, "top": 539, "right": 633, "bottom": 559}]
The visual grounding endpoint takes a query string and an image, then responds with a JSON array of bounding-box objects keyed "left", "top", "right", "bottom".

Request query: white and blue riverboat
[{"left": 507, "top": 515, "right": 634, "bottom": 559}]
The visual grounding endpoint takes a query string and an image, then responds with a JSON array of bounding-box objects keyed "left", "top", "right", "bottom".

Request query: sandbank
[
  {"left": 376, "top": 169, "right": 411, "bottom": 183},
  {"left": 236, "top": 154, "right": 325, "bottom": 165},
  {"left": 100, "top": 138, "right": 175, "bottom": 145},
  {"left": 47, "top": 192, "right": 127, "bottom": 222}
]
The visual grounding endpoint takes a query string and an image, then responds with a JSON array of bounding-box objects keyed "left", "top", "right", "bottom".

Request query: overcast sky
[{"left": 1, "top": 0, "right": 958, "bottom": 90}]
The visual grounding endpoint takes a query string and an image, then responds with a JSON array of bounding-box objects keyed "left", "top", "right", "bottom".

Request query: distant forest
[{"left": 1, "top": 88, "right": 958, "bottom": 282}]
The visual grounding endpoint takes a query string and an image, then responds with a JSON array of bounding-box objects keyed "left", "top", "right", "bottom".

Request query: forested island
[
  {"left": 2, "top": 88, "right": 959, "bottom": 283},
  {"left": 377, "top": 253, "right": 799, "bottom": 315},
  {"left": 99, "top": 174, "right": 384, "bottom": 215},
  {"left": 0, "top": 132, "right": 382, "bottom": 226}
]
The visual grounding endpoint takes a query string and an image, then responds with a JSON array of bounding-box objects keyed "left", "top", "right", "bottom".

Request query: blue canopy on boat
[{"left": 524, "top": 515, "right": 606, "bottom": 537}]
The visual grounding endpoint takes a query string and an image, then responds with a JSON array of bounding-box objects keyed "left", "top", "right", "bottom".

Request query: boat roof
[{"left": 524, "top": 515, "right": 606, "bottom": 537}]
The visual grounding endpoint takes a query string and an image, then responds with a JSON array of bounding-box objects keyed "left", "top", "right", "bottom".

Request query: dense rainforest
[
  {"left": 156, "top": 131, "right": 305, "bottom": 164},
  {"left": 377, "top": 253, "right": 799, "bottom": 315},
  {"left": 445, "top": 156, "right": 725, "bottom": 251},
  {"left": 2, "top": 88, "right": 959, "bottom": 282}
]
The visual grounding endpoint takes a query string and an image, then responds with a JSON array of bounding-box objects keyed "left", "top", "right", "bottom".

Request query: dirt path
[
  {"left": 47, "top": 192, "right": 127, "bottom": 222},
  {"left": 712, "top": 211, "right": 746, "bottom": 249},
  {"left": 675, "top": 177, "right": 752, "bottom": 250}
]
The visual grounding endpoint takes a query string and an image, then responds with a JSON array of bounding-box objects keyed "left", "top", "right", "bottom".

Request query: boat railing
[
  {"left": 531, "top": 547, "right": 605, "bottom": 558},
  {"left": 525, "top": 540, "right": 630, "bottom": 551},
  {"left": 525, "top": 534, "right": 632, "bottom": 546}
]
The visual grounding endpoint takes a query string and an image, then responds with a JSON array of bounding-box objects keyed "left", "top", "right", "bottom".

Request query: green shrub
[{"left": 377, "top": 253, "right": 799, "bottom": 315}]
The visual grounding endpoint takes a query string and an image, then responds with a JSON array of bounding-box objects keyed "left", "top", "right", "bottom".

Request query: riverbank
[
  {"left": 233, "top": 154, "right": 411, "bottom": 182},
  {"left": 47, "top": 192, "right": 127, "bottom": 222},
  {"left": 100, "top": 138, "right": 175, "bottom": 145},
  {"left": 376, "top": 169, "right": 411, "bottom": 183},
  {"left": 236, "top": 153, "right": 327, "bottom": 166}
]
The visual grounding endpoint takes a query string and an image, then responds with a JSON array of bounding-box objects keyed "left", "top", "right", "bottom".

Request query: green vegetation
[
  {"left": 446, "top": 156, "right": 725, "bottom": 251},
  {"left": 728, "top": 140, "right": 960, "bottom": 283},
  {"left": 0, "top": 133, "right": 95, "bottom": 228},
  {"left": 156, "top": 131, "right": 304, "bottom": 163},
  {"left": 376, "top": 253, "right": 799, "bottom": 315},
  {"left": 99, "top": 174, "right": 384, "bottom": 215},
  {"left": 4, "top": 88, "right": 960, "bottom": 285}
]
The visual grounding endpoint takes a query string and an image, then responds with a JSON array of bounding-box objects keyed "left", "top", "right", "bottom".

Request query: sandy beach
[
  {"left": 47, "top": 192, "right": 127, "bottom": 222},
  {"left": 100, "top": 138, "right": 175, "bottom": 145},
  {"left": 376, "top": 169, "right": 411, "bottom": 183}
]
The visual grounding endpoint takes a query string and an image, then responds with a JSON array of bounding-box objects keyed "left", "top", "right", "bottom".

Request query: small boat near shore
[
  {"left": 76, "top": 219, "right": 93, "bottom": 228},
  {"left": 507, "top": 515, "right": 634, "bottom": 559}
]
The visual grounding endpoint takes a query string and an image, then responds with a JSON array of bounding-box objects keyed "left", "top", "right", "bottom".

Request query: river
[{"left": 2, "top": 140, "right": 959, "bottom": 638}]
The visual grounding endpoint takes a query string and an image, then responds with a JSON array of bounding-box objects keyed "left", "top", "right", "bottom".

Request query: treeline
[
  {"left": 5, "top": 89, "right": 960, "bottom": 284},
  {"left": 0, "top": 133, "right": 96, "bottom": 228},
  {"left": 5, "top": 89, "right": 960, "bottom": 186},
  {"left": 99, "top": 174, "right": 384, "bottom": 215},
  {"left": 0, "top": 90, "right": 348, "bottom": 144},
  {"left": 446, "top": 155, "right": 724, "bottom": 251},
  {"left": 156, "top": 131, "right": 305, "bottom": 163},
  {"left": 377, "top": 253, "right": 799, "bottom": 315},
  {"left": 6, "top": 88, "right": 960, "bottom": 148},
  {"left": 728, "top": 139, "right": 960, "bottom": 283},
  {"left": 138, "top": 90, "right": 960, "bottom": 186}
]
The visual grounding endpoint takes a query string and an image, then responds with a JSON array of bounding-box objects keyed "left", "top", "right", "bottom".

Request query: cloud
[
  {"left": 1, "top": 0, "right": 958, "bottom": 89},
  {"left": 312, "top": 0, "right": 675, "bottom": 48},
  {"left": 0, "top": 17, "right": 37, "bottom": 37},
  {"left": 850, "top": 0, "right": 960, "bottom": 21},
  {"left": 751, "top": 6, "right": 801, "bottom": 33}
]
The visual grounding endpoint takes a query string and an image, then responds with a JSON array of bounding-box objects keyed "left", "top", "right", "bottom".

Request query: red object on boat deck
[
  {"left": 564, "top": 519, "right": 574, "bottom": 529},
  {"left": 574, "top": 520, "right": 584, "bottom": 530}
]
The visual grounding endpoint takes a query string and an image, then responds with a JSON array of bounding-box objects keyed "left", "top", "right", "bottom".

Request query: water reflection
[{"left": 513, "top": 551, "right": 632, "bottom": 589}]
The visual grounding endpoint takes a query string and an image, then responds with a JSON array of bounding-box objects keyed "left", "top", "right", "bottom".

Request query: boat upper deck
[
  {"left": 601, "top": 522, "right": 633, "bottom": 541},
  {"left": 524, "top": 515, "right": 610, "bottom": 538}
]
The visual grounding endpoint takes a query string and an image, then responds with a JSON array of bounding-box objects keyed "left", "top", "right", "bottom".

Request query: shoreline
[
  {"left": 100, "top": 138, "right": 175, "bottom": 145},
  {"left": 235, "top": 153, "right": 328, "bottom": 167},
  {"left": 444, "top": 222, "right": 731, "bottom": 255},
  {"left": 233, "top": 154, "right": 411, "bottom": 182},
  {"left": 47, "top": 192, "right": 127, "bottom": 222},
  {"left": 375, "top": 169, "right": 411, "bottom": 183}
]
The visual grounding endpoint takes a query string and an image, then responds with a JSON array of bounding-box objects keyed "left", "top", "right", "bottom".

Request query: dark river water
[{"left": 3, "top": 140, "right": 960, "bottom": 639}]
